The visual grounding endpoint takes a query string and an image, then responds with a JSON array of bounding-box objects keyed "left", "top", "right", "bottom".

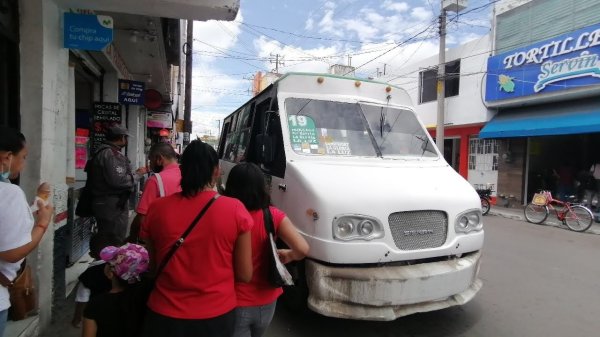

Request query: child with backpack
[
  {"left": 82, "top": 243, "right": 149, "bottom": 337},
  {"left": 71, "top": 233, "right": 122, "bottom": 328}
]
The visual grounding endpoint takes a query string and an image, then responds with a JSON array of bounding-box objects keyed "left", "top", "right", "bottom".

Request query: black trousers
[
  {"left": 92, "top": 195, "right": 129, "bottom": 242},
  {"left": 142, "top": 309, "right": 236, "bottom": 337}
]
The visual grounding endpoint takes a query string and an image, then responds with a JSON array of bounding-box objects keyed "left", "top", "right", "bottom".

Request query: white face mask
[{"left": 0, "top": 156, "right": 12, "bottom": 182}]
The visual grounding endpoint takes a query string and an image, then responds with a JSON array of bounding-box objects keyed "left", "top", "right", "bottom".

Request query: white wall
[
  {"left": 388, "top": 36, "right": 493, "bottom": 128},
  {"left": 19, "top": 0, "right": 71, "bottom": 330}
]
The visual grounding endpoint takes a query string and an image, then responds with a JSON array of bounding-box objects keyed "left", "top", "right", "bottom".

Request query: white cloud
[
  {"left": 190, "top": 9, "right": 252, "bottom": 136},
  {"left": 253, "top": 35, "right": 341, "bottom": 73},
  {"left": 318, "top": 8, "right": 342, "bottom": 37},
  {"left": 305, "top": 17, "right": 314, "bottom": 30},
  {"left": 411, "top": 7, "right": 432, "bottom": 21},
  {"left": 382, "top": 0, "right": 410, "bottom": 13},
  {"left": 341, "top": 18, "right": 380, "bottom": 41},
  {"left": 193, "top": 11, "right": 244, "bottom": 62}
]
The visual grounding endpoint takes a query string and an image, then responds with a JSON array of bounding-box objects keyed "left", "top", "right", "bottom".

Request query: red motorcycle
[{"left": 476, "top": 188, "right": 492, "bottom": 216}]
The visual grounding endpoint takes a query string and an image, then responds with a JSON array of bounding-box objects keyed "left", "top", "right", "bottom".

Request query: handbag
[
  {"left": 0, "top": 260, "right": 37, "bottom": 321},
  {"left": 262, "top": 208, "right": 294, "bottom": 287},
  {"left": 76, "top": 147, "right": 110, "bottom": 217}
]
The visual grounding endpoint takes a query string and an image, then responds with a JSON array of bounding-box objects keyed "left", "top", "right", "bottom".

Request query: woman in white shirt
[{"left": 0, "top": 127, "right": 53, "bottom": 336}]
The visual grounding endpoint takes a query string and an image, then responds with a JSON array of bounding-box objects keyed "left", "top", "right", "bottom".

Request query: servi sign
[{"left": 485, "top": 23, "right": 600, "bottom": 103}]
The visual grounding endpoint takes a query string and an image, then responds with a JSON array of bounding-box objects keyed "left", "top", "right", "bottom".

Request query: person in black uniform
[{"left": 88, "top": 126, "right": 146, "bottom": 241}]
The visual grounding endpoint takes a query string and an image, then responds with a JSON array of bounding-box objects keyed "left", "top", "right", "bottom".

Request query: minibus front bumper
[{"left": 305, "top": 251, "right": 482, "bottom": 321}]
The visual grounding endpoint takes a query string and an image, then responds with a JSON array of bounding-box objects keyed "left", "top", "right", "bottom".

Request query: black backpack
[{"left": 75, "top": 148, "right": 107, "bottom": 217}]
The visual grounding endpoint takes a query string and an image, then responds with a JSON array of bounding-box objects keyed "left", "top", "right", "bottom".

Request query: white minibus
[{"left": 218, "top": 72, "right": 483, "bottom": 321}]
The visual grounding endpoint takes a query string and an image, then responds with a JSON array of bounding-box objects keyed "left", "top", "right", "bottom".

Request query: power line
[
  {"left": 346, "top": 17, "right": 440, "bottom": 75},
  {"left": 237, "top": 21, "right": 398, "bottom": 45}
]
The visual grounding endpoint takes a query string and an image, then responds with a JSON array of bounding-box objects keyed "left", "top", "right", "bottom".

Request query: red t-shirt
[
  {"left": 141, "top": 191, "right": 253, "bottom": 319},
  {"left": 236, "top": 206, "right": 287, "bottom": 307},
  {"left": 136, "top": 163, "right": 182, "bottom": 215}
]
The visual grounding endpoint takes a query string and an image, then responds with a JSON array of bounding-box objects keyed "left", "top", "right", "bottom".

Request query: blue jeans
[
  {"left": 0, "top": 309, "right": 8, "bottom": 337},
  {"left": 233, "top": 301, "right": 277, "bottom": 337}
]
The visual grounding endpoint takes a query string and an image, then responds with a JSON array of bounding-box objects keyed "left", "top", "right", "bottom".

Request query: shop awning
[{"left": 479, "top": 109, "right": 600, "bottom": 139}]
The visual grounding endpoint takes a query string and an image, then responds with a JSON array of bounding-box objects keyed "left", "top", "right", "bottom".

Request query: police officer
[{"left": 89, "top": 125, "right": 145, "bottom": 241}]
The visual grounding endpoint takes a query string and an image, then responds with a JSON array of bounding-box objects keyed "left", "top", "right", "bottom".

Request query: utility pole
[
  {"left": 269, "top": 54, "right": 284, "bottom": 74},
  {"left": 436, "top": 6, "right": 446, "bottom": 150},
  {"left": 183, "top": 19, "right": 193, "bottom": 146},
  {"left": 348, "top": 55, "right": 352, "bottom": 67},
  {"left": 436, "top": 0, "right": 467, "bottom": 150}
]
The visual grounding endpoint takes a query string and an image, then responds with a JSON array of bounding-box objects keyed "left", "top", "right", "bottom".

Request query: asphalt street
[{"left": 266, "top": 214, "right": 600, "bottom": 337}]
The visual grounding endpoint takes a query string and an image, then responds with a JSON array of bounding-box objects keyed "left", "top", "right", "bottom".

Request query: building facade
[
  {"left": 389, "top": 36, "right": 498, "bottom": 197},
  {"left": 1, "top": 1, "right": 239, "bottom": 336},
  {"left": 480, "top": 0, "right": 600, "bottom": 206}
]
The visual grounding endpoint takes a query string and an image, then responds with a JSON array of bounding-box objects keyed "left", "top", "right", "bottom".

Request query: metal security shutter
[{"left": 495, "top": 0, "right": 600, "bottom": 54}]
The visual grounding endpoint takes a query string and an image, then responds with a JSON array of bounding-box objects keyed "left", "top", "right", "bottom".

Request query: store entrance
[
  {"left": 0, "top": 0, "right": 19, "bottom": 129},
  {"left": 526, "top": 133, "right": 600, "bottom": 206}
]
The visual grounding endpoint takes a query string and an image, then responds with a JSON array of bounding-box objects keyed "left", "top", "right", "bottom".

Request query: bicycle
[{"left": 524, "top": 190, "right": 594, "bottom": 232}]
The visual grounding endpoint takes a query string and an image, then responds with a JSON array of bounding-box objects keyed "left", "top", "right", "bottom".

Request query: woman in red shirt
[
  {"left": 224, "top": 163, "right": 309, "bottom": 337},
  {"left": 141, "top": 140, "right": 253, "bottom": 337}
]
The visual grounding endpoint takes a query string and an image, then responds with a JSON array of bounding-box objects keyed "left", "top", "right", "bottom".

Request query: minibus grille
[{"left": 388, "top": 211, "right": 448, "bottom": 250}]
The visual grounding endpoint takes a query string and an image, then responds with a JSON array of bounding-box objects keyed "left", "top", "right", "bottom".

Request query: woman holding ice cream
[{"left": 0, "top": 126, "right": 53, "bottom": 337}]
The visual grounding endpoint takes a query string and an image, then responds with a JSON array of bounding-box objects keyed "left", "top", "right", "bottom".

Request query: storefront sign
[
  {"left": 91, "top": 102, "right": 121, "bottom": 151},
  {"left": 147, "top": 112, "right": 172, "bottom": 129},
  {"left": 118, "top": 79, "right": 145, "bottom": 105},
  {"left": 486, "top": 23, "right": 600, "bottom": 102},
  {"left": 64, "top": 13, "right": 113, "bottom": 51}
]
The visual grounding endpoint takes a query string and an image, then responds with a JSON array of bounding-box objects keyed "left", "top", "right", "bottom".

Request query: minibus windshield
[{"left": 285, "top": 98, "right": 438, "bottom": 158}]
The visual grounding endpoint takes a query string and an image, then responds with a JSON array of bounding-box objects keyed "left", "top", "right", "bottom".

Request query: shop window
[
  {"left": 418, "top": 60, "right": 461, "bottom": 104},
  {"left": 469, "top": 154, "right": 476, "bottom": 170}
]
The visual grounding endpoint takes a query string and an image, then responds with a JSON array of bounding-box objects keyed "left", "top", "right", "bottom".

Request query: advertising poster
[{"left": 91, "top": 102, "right": 121, "bottom": 152}]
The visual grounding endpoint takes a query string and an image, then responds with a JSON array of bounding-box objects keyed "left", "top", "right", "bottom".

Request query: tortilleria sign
[{"left": 486, "top": 23, "right": 600, "bottom": 102}]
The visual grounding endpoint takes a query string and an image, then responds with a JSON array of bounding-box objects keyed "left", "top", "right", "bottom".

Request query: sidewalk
[{"left": 489, "top": 205, "right": 600, "bottom": 235}]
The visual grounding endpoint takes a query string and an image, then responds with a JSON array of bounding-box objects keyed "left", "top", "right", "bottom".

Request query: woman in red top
[
  {"left": 224, "top": 163, "right": 309, "bottom": 337},
  {"left": 140, "top": 140, "right": 253, "bottom": 337}
]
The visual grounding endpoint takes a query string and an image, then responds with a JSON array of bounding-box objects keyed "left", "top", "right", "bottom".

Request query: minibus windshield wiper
[{"left": 415, "top": 135, "right": 435, "bottom": 157}]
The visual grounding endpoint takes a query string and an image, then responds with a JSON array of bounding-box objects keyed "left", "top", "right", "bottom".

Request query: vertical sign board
[
  {"left": 92, "top": 102, "right": 121, "bottom": 152},
  {"left": 64, "top": 13, "right": 113, "bottom": 51},
  {"left": 118, "top": 79, "right": 145, "bottom": 105}
]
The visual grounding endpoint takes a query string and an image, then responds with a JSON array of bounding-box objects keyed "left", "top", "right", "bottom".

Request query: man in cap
[{"left": 88, "top": 125, "right": 146, "bottom": 241}]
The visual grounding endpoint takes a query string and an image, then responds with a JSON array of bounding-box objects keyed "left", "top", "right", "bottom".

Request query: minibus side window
[
  {"left": 223, "top": 111, "right": 240, "bottom": 162},
  {"left": 247, "top": 98, "right": 271, "bottom": 163},
  {"left": 263, "top": 103, "right": 286, "bottom": 178},
  {"left": 217, "top": 120, "right": 231, "bottom": 158}
]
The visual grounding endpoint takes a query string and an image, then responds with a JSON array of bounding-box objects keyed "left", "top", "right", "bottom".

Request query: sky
[{"left": 190, "top": 0, "right": 496, "bottom": 137}]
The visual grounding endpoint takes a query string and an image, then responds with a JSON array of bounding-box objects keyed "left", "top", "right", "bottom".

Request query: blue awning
[{"left": 479, "top": 109, "right": 600, "bottom": 139}]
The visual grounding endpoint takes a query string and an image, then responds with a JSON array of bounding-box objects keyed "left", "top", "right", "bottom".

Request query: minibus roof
[{"left": 275, "top": 72, "right": 404, "bottom": 90}]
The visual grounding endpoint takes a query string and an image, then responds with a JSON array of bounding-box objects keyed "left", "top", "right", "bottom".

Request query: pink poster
[{"left": 75, "top": 136, "right": 88, "bottom": 169}]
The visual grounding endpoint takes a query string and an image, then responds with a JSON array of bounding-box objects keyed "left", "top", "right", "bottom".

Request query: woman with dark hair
[
  {"left": 0, "top": 126, "right": 53, "bottom": 336},
  {"left": 140, "top": 140, "right": 253, "bottom": 337},
  {"left": 225, "top": 162, "right": 309, "bottom": 337}
]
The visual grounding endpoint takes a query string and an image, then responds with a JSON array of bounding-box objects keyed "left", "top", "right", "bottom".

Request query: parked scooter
[{"left": 476, "top": 188, "right": 492, "bottom": 216}]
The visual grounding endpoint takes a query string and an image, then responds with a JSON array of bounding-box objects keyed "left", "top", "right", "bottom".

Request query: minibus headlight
[
  {"left": 455, "top": 209, "right": 483, "bottom": 233},
  {"left": 333, "top": 215, "right": 384, "bottom": 241},
  {"left": 358, "top": 220, "right": 374, "bottom": 235},
  {"left": 336, "top": 220, "right": 354, "bottom": 237}
]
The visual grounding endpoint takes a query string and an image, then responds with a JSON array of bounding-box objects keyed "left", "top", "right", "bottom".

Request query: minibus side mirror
[{"left": 256, "top": 134, "right": 274, "bottom": 163}]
